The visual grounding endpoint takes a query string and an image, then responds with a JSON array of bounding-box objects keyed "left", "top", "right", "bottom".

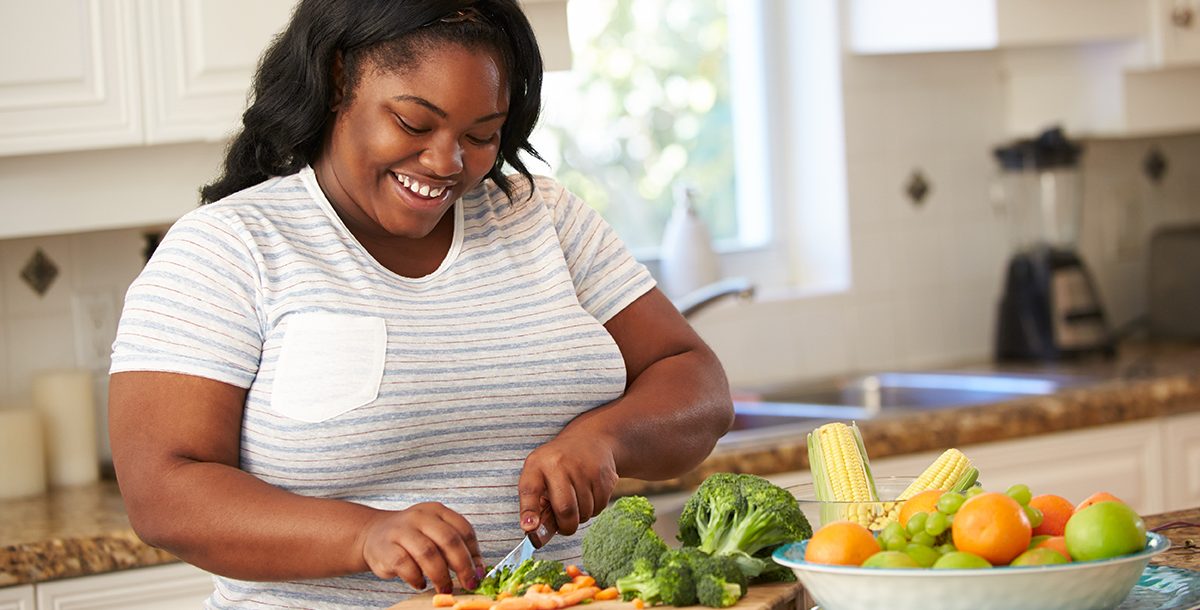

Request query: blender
[{"left": 992, "top": 127, "right": 1114, "bottom": 362}]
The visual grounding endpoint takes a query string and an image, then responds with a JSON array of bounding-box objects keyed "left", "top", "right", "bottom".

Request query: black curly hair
[{"left": 200, "top": 0, "right": 544, "bottom": 204}]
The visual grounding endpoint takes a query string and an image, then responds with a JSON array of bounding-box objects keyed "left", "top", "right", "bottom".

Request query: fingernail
[
  {"left": 476, "top": 566, "right": 486, "bottom": 580},
  {"left": 466, "top": 577, "right": 479, "bottom": 590},
  {"left": 522, "top": 514, "right": 536, "bottom": 527},
  {"left": 439, "top": 584, "right": 453, "bottom": 595}
]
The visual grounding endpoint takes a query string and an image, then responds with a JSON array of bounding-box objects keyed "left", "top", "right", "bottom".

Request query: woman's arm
[
  {"left": 109, "top": 371, "right": 484, "bottom": 591},
  {"left": 517, "top": 287, "right": 733, "bottom": 538}
]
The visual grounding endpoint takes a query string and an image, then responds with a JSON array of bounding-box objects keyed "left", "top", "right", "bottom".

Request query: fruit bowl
[
  {"left": 772, "top": 532, "right": 1170, "bottom": 610},
  {"left": 789, "top": 475, "right": 925, "bottom": 530}
]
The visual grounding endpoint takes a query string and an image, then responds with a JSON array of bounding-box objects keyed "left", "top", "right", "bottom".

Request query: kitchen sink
[{"left": 725, "top": 370, "right": 1099, "bottom": 442}]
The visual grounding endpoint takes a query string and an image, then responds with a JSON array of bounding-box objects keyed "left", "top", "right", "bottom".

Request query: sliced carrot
[
  {"left": 523, "top": 593, "right": 563, "bottom": 610},
  {"left": 559, "top": 586, "right": 600, "bottom": 607},
  {"left": 452, "top": 600, "right": 495, "bottom": 610},
  {"left": 558, "top": 583, "right": 577, "bottom": 594},
  {"left": 571, "top": 576, "right": 595, "bottom": 588},
  {"left": 565, "top": 564, "right": 583, "bottom": 579},
  {"left": 433, "top": 594, "right": 457, "bottom": 607},
  {"left": 593, "top": 588, "right": 619, "bottom": 602},
  {"left": 497, "top": 592, "right": 513, "bottom": 601},
  {"left": 631, "top": 599, "right": 645, "bottom": 609}
]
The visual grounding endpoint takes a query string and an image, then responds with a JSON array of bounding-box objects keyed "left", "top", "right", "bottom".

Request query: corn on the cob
[
  {"left": 869, "top": 448, "right": 978, "bottom": 529},
  {"left": 807, "top": 422, "right": 879, "bottom": 528}
]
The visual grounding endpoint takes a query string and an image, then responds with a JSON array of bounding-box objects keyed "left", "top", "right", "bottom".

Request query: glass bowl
[{"left": 789, "top": 475, "right": 920, "bottom": 531}]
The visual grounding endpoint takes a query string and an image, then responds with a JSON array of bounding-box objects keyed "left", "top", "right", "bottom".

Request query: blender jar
[{"left": 992, "top": 127, "right": 1084, "bottom": 252}]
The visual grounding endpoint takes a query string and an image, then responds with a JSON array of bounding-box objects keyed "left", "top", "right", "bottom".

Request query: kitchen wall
[
  {"left": 1, "top": 51, "right": 1199, "bottom": 417},
  {"left": 690, "top": 49, "right": 1200, "bottom": 389}
]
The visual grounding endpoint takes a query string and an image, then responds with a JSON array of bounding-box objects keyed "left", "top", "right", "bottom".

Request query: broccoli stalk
[
  {"left": 696, "top": 575, "right": 742, "bottom": 608},
  {"left": 615, "top": 558, "right": 662, "bottom": 604}
]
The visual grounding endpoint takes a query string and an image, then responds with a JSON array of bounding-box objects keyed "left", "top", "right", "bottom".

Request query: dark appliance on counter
[
  {"left": 992, "top": 127, "right": 1114, "bottom": 362},
  {"left": 1148, "top": 223, "right": 1200, "bottom": 340}
]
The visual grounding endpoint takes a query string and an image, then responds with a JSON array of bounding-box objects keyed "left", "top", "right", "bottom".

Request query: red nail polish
[{"left": 522, "top": 514, "right": 535, "bottom": 526}]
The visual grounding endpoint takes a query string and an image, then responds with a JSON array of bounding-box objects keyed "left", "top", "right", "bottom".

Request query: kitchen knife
[{"left": 485, "top": 512, "right": 557, "bottom": 579}]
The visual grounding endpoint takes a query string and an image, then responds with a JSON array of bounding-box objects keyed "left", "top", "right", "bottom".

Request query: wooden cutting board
[{"left": 386, "top": 582, "right": 803, "bottom": 610}]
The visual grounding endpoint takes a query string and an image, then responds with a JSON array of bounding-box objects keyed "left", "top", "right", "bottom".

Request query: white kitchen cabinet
[
  {"left": 0, "top": 585, "right": 35, "bottom": 610},
  {"left": 868, "top": 419, "right": 1166, "bottom": 513},
  {"left": 0, "top": 1, "right": 143, "bottom": 156},
  {"left": 1150, "top": 0, "right": 1200, "bottom": 67},
  {"left": 1163, "top": 410, "right": 1200, "bottom": 512},
  {"left": 0, "top": 0, "right": 293, "bottom": 157},
  {"left": 848, "top": 0, "right": 1147, "bottom": 55},
  {"left": 34, "top": 563, "right": 212, "bottom": 610}
]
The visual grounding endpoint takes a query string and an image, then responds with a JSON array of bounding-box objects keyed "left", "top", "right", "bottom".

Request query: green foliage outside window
[{"left": 533, "top": 0, "right": 738, "bottom": 252}]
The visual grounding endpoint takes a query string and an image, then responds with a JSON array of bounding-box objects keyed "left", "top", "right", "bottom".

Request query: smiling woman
[{"left": 105, "top": 1, "right": 734, "bottom": 610}]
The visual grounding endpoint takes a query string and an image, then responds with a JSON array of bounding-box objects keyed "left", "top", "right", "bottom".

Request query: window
[
  {"left": 531, "top": 0, "right": 850, "bottom": 296},
  {"left": 531, "top": 0, "right": 769, "bottom": 258}
]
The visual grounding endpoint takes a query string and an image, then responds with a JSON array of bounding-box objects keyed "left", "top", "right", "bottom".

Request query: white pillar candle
[
  {"left": 0, "top": 407, "right": 47, "bottom": 499},
  {"left": 31, "top": 370, "right": 99, "bottom": 487}
]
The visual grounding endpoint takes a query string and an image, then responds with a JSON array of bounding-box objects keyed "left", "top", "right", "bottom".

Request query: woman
[{"left": 108, "top": 1, "right": 733, "bottom": 608}]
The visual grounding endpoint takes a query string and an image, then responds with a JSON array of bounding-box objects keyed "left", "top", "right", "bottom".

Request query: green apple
[
  {"left": 860, "top": 551, "right": 921, "bottom": 568},
  {"left": 1064, "top": 501, "right": 1146, "bottom": 561},
  {"left": 931, "top": 551, "right": 992, "bottom": 569}
]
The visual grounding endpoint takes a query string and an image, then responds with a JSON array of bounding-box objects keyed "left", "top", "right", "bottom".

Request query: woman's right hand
[{"left": 358, "top": 502, "right": 485, "bottom": 594}]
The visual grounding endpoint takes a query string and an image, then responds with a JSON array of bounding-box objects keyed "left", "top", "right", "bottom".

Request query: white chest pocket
[{"left": 270, "top": 313, "right": 387, "bottom": 423}]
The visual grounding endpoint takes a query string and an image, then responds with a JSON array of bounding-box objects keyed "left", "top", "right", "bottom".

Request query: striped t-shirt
[{"left": 110, "top": 167, "right": 656, "bottom": 609}]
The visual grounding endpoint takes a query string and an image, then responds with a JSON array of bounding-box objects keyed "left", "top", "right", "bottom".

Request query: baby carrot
[
  {"left": 452, "top": 600, "right": 494, "bottom": 610},
  {"left": 559, "top": 586, "right": 600, "bottom": 607},
  {"left": 631, "top": 599, "right": 645, "bottom": 609},
  {"left": 494, "top": 597, "right": 536, "bottom": 610},
  {"left": 565, "top": 564, "right": 583, "bottom": 579},
  {"left": 558, "top": 583, "right": 577, "bottom": 594},
  {"left": 497, "top": 592, "right": 513, "bottom": 601},
  {"left": 593, "top": 588, "right": 619, "bottom": 601},
  {"left": 432, "top": 594, "right": 456, "bottom": 607},
  {"left": 571, "top": 576, "right": 595, "bottom": 588}
]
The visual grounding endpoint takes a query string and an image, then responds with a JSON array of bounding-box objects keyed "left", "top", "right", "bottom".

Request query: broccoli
[
  {"left": 581, "top": 496, "right": 670, "bottom": 588},
  {"left": 615, "top": 550, "right": 696, "bottom": 607},
  {"left": 680, "top": 548, "right": 747, "bottom": 596},
  {"left": 676, "top": 473, "right": 812, "bottom": 581},
  {"left": 696, "top": 574, "right": 743, "bottom": 608},
  {"left": 470, "top": 558, "right": 569, "bottom": 598},
  {"left": 615, "top": 558, "right": 661, "bottom": 604}
]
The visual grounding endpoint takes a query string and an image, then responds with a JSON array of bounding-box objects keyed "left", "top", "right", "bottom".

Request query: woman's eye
[
  {"left": 394, "top": 115, "right": 429, "bottom": 135},
  {"left": 467, "top": 133, "right": 498, "bottom": 145}
]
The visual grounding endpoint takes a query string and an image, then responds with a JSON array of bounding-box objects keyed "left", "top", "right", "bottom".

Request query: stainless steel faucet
[{"left": 673, "top": 276, "right": 755, "bottom": 319}]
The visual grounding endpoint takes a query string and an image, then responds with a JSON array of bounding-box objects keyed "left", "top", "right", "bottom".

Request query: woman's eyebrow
[{"left": 391, "top": 94, "right": 508, "bottom": 124}]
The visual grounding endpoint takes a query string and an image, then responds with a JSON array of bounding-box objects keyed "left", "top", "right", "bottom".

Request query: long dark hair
[{"left": 200, "top": 0, "right": 544, "bottom": 204}]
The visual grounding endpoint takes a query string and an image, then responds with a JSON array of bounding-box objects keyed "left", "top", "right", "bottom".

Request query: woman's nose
[{"left": 420, "top": 135, "right": 464, "bottom": 177}]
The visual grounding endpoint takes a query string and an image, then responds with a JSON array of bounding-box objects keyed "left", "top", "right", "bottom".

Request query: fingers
[
  {"left": 360, "top": 504, "right": 485, "bottom": 594},
  {"left": 517, "top": 470, "right": 550, "bottom": 535},
  {"left": 543, "top": 468, "right": 581, "bottom": 536}
]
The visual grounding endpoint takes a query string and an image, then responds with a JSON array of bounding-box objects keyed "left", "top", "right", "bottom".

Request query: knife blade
[{"left": 485, "top": 522, "right": 552, "bottom": 579}]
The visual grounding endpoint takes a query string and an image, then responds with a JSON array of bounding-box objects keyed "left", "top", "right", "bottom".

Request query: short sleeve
[
  {"left": 109, "top": 208, "right": 264, "bottom": 388},
  {"left": 543, "top": 179, "right": 657, "bottom": 323}
]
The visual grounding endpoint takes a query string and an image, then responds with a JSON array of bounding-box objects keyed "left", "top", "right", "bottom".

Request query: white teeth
[{"left": 395, "top": 173, "right": 447, "bottom": 198}]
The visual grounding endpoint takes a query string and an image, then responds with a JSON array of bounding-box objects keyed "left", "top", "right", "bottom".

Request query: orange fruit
[
  {"left": 1033, "top": 535, "right": 1072, "bottom": 561},
  {"left": 1075, "top": 491, "right": 1126, "bottom": 513},
  {"left": 805, "top": 521, "right": 882, "bottom": 566},
  {"left": 898, "top": 489, "right": 945, "bottom": 527},
  {"left": 951, "top": 491, "right": 1032, "bottom": 565},
  {"left": 1029, "top": 494, "right": 1074, "bottom": 536}
]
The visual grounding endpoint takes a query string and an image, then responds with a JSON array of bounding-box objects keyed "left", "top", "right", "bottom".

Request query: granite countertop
[{"left": 3, "top": 340, "right": 1199, "bottom": 586}]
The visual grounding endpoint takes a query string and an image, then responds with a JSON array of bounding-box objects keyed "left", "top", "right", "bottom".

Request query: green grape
[
  {"left": 906, "top": 512, "right": 928, "bottom": 537},
  {"left": 882, "top": 533, "right": 908, "bottom": 552},
  {"left": 936, "top": 492, "right": 965, "bottom": 515},
  {"left": 911, "top": 531, "right": 937, "bottom": 547},
  {"left": 1006, "top": 484, "right": 1032, "bottom": 506},
  {"left": 935, "top": 543, "right": 957, "bottom": 555},
  {"left": 966, "top": 486, "right": 985, "bottom": 498},
  {"left": 881, "top": 521, "right": 906, "bottom": 542},
  {"left": 924, "top": 511, "right": 949, "bottom": 537},
  {"left": 904, "top": 543, "right": 941, "bottom": 567},
  {"left": 1024, "top": 504, "right": 1044, "bottom": 528}
]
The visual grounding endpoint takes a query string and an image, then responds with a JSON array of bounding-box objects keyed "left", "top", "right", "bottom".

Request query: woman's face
[{"left": 316, "top": 43, "right": 509, "bottom": 240}]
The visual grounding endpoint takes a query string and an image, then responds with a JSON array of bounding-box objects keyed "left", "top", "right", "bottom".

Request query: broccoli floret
[
  {"left": 676, "top": 473, "right": 811, "bottom": 580},
  {"left": 656, "top": 550, "right": 697, "bottom": 607},
  {"left": 470, "top": 559, "right": 569, "bottom": 598},
  {"left": 582, "top": 496, "right": 670, "bottom": 588},
  {"left": 696, "top": 575, "right": 742, "bottom": 608},
  {"left": 615, "top": 558, "right": 661, "bottom": 604}
]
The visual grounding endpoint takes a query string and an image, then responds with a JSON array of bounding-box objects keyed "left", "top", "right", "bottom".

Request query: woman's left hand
[{"left": 518, "top": 430, "right": 619, "bottom": 541}]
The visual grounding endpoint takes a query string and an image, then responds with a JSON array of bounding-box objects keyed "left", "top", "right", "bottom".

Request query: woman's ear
[{"left": 329, "top": 51, "right": 346, "bottom": 111}]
